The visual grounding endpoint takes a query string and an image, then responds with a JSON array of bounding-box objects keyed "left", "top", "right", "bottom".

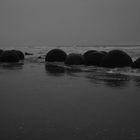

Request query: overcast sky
[{"left": 0, "top": 0, "right": 140, "bottom": 46}]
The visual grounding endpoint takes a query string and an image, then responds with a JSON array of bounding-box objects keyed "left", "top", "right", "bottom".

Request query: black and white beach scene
[{"left": 0, "top": 1, "right": 140, "bottom": 140}]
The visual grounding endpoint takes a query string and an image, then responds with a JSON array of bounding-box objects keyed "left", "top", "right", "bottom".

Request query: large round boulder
[
  {"left": 84, "top": 51, "right": 106, "bottom": 66},
  {"left": 0, "top": 49, "right": 4, "bottom": 55},
  {"left": 11, "top": 50, "right": 24, "bottom": 60},
  {"left": 65, "top": 53, "right": 85, "bottom": 65},
  {"left": 0, "top": 50, "right": 19, "bottom": 63},
  {"left": 83, "top": 50, "right": 97, "bottom": 58},
  {"left": 132, "top": 58, "right": 140, "bottom": 68},
  {"left": 100, "top": 51, "right": 108, "bottom": 55},
  {"left": 45, "top": 49, "right": 67, "bottom": 62},
  {"left": 100, "top": 50, "right": 133, "bottom": 68}
]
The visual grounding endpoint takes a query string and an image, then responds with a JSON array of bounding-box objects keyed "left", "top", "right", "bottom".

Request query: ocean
[{"left": 0, "top": 45, "right": 140, "bottom": 140}]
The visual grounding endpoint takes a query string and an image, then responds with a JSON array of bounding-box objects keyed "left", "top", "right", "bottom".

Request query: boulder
[
  {"left": 0, "top": 49, "right": 4, "bottom": 55},
  {"left": 11, "top": 50, "right": 24, "bottom": 60},
  {"left": 84, "top": 51, "right": 106, "bottom": 66},
  {"left": 45, "top": 49, "right": 67, "bottom": 62},
  {"left": 0, "top": 50, "right": 19, "bottom": 63},
  {"left": 65, "top": 53, "right": 85, "bottom": 65},
  {"left": 100, "top": 51, "right": 108, "bottom": 55},
  {"left": 100, "top": 50, "right": 133, "bottom": 68},
  {"left": 83, "top": 50, "right": 97, "bottom": 58}
]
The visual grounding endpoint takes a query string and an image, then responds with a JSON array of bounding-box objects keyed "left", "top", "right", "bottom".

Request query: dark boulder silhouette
[
  {"left": 0, "top": 49, "right": 4, "bottom": 55},
  {"left": 45, "top": 49, "right": 67, "bottom": 62},
  {"left": 100, "top": 50, "right": 133, "bottom": 68},
  {"left": 11, "top": 50, "right": 24, "bottom": 60},
  {"left": 100, "top": 51, "right": 108, "bottom": 55},
  {"left": 65, "top": 53, "right": 85, "bottom": 65},
  {"left": 83, "top": 50, "right": 97, "bottom": 58},
  {"left": 132, "top": 58, "right": 140, "bottom": 68},
  {"left": 0, "top": 50, "right": 19, "bottom": 63},
  {"left": 84, "top": 51, "right": 106, "bottom": 66}
]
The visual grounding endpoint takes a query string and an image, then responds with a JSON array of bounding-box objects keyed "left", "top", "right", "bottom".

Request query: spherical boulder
[
  {"left": 83, "top": 50, "right": 97, "bottom": 58},
  {"left": 65, "top": 53, "right": 85, "bottom": 65},
  {"left": 45, "top": 49, "right": 67, "bottom": 62},
  {"left": 0, "top": 49, "right": 4, "bottom": 55},
  {"left": 11, "top": 50, "right": 24, "bottom": 60},
  {"left": 0, "top": 50, "right": 19, "bottom": 63},
  {"left": 100, "top": 51, "right": 108, "bottom": 55},
  {"left": 132, "top": 58, "right": 140, "bottom": 68},
  {"left": 100, "top": 50, "right": 133, "bottom": 68},
  {"left": 84, "top": 51, "right": 106, "bottom": 66}
]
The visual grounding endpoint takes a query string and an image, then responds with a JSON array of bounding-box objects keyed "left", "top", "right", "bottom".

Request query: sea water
[{"left": 0, "top": 45, "right": 140, "bottom": 140}]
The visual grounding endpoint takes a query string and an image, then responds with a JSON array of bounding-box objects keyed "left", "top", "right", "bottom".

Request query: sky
[{"left": 0, "top": 0, "right": 140, "bottom": 46}]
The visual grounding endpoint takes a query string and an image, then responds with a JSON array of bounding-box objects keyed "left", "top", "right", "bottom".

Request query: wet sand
[{"left": 0, "top": 62, "right": 140, "bottom": 140}]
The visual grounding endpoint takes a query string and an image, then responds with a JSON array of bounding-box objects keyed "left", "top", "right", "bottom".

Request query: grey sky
[{"left": 0, "top": 0, "right": 140, "bottom": 46}]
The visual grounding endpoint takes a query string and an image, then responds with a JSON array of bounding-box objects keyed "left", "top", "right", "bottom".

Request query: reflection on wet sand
[
  {"left": 45, "top": 63, "right": 65, "bottom": 76},
  {"left": 45, "top": 63, "right": 140, "bottom": 89},
  {"left": 133, "top": 77, "right": 140, "bottom": 88},
  {"left": 86, "top": 72, "right": 130, "bottom": 88},
  {"left": 45, "top": 63, "right": 84, "bottom": 77},
  {"left": 0, "top": 62, "right": 24, "bottom": 70},
  {"left": 103, "top": 74, "right": 130, "bottom": 88}
]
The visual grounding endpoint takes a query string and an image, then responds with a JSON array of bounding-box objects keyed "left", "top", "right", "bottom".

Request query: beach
[
  {"left": 0, "top": 0, "right": 140, "bottom": 139},
  {"left": 0, "top": 46, "right": 140, "bottom": 140}
]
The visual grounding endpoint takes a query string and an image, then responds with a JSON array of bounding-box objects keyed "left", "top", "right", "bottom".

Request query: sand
[{"left": 0, "top": 62, "right": 139, "bottom": 140}]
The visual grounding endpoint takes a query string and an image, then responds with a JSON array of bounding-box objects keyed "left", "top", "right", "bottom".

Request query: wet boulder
[
  {"left": 100, "top": 51, "right": 108, "bottom": 55},
  {"left": 100, "top": 50, "right": 133, "bottom": 68},
  {"left": 132, "top": 58, "right": 140, "bottom": 68},
  {"left": 45, "top": 49, "right": 67, "bottom": 62},
  {"left": 0, "top": 50, "right": 19, "bottom": 63},
  {"left": 83, "top": 50, "right": 97, "bottom": 58},
  {"left": 11, "top": 50, "right": 24, "bottom": 60},
  {"left": 65, "top": 53, "right": 85, "bottom": 65},
  {"left": 0, "top": 49, "right": 4, "bottom": 55},
  {"left": 84, "top": 51, "right": 106, "bottom": 66}
]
